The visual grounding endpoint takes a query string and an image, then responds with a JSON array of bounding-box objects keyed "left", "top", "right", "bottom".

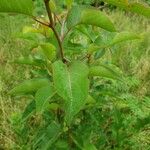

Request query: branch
[
  {"left": 33, "top": 17, "right": 49, "bottom": 27},
  {"left": 51, "top": 26, "right": 66, "bottom": 62},
  {"left": 44, "top": 0, "right": 54, "bottom": 26},
  {"left": 43, "top": 0, "right": 66, "bottom": 62}
]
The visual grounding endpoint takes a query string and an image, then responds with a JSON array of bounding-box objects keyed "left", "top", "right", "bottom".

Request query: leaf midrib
[{"left": 66, "top": 68, "right": 73, "bottom": 116}]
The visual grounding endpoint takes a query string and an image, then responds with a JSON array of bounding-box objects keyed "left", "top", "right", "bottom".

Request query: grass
[
  {"left": 108, "top": 10, "right": 150, "bottom": 98},
  {"left": 0, "top": 10, "right": 150, "bottom": 149},
  {"left": 0, "top": 14, "right": 32, "bottom": 149}
]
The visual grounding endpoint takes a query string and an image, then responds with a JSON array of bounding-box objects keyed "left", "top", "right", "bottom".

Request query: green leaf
[
  {"left": 52, "top": 61, "right": 89, "bottom": 124},
  {"left": 22, "top": 100, "right": 35, "bottom": 121},
  {"left": 88, "top": 32, "right": 141, "bottom": 54},
  {"left": 22, "top": 26, "right": 42, "bottom": 34},
  {"left": 83, "top": 143, "right": 97, "bottom": 150},
  {"left": 49, "top": 0, "right": 57, "bottom": 12},
  {"left": 48, "top": 103, "right": 60, "bottom": 111},
  {"left": 83, "top": 95, "right": 96, "bottom": 109},
  {"left": 65, "top": 0, "right": 74, "bottom": 9},
  {"left": 89, "top": 64, "right": 121, "bottom": 80},
  {"left": 9, "top": 78, "right": 51, "bottom": 96},
  {"left": 80, "top": 8, "right": 116, "bottom": 32},
  {"left": 55, "top": 140, "right": 69, "bottom": 149},
  {"left": 129, "top": 3, "right": 150, "bottom": 18},
  {"left": 0, "top": 0, "right": 33, "bottom": 15},
  {"left": 40, "top": 43, "right": 56, "bottom": 61},
  {"left": 105, "top": 0, "right": 150, "bottom": 18},
  {"left": 88, "top": 44, "right": 103, "bottom": 54},
  {"left": 76, "top": 25, "right": 95, "bottom": 42},
  {"left": 86, "top": 95, "right": 96, "bottom": 104},
  {"left": 104, "top": 0, "right": 128, "bottom": 9},
  {"left": 67, "top": 5, "right": 83, "bottom": 29},
  {"left": 67, "top": 6, "right": 116, "bottom": 32},
  {"left": 35, "top": 85, "right": 55, "bottom": 113},
  {"left": 34, "top": 122, "right": 61, "bottom": 150},
  {"left": 109, "top": 32, "right": 141, "bottom": 46},
  {"left": 14, "top": 56, "right": 45, "bottom": 67}
]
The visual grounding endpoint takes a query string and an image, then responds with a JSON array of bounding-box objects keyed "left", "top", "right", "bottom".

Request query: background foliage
[{"left": 0, "top": 0, "right": 150, "bottom": 149}]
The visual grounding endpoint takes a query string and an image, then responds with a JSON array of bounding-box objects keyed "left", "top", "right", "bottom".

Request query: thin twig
[
  {"left": 51, "top": 26, "right": 65, "bottom": 62},
  {"left": 54, "top": 13, "right": 62, "bottom": 25},
  {"left": 33, "top": 17, "right": 49, "bottom": 27},
  {"left": 43, "top": 0, "right": 66, "bottom": 62},
  {"left": 60, "top": 11, "right": 71, "bottom": 42},
  {"left": 60, "top": 19, "right": 66, "bottom": 41}
]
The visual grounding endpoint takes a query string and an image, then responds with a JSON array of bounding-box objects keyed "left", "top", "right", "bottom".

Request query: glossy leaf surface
[
  {"left": 67, "top": 6, "right": 116, "bottom": 32},
  {"left": 52, "top": 61, "right": 89, "bottom": 124}
]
